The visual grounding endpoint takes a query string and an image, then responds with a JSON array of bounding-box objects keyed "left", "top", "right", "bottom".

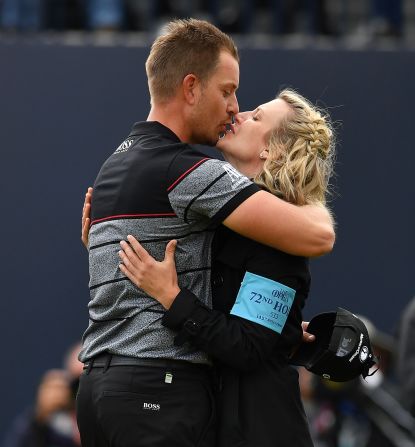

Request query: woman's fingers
[
  {"left": 118, "top": 246, "right": 130, "bottom": 266},
  {"left": 118, "top": 239, "right": 152, "bottom": 290},
  {"left": 119, "top": 239, "right": 143, "bottom": 266},
  {"left": 118, "top": 242, "right": 140, "bottom": 270},
  {"left": 118, "top": 238, "right": 180, "bottom": 308},
  {"left": 119, "top": 262, "right": 140, "bottom": 287},
  {"left": 126, "top": 235, "right": 152, "bottom": 262},
  {"left": 301, "top": 321, "right": 315, "bottom": 342}
]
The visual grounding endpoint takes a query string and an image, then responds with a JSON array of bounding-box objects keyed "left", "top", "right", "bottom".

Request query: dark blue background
[{"left": 0, "top": 41, "right": 413, "bottom": 436}]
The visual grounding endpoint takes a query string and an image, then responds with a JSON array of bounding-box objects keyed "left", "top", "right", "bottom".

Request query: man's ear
[{"left": 182, "top": 74, "right": 200, "bottom": 105}]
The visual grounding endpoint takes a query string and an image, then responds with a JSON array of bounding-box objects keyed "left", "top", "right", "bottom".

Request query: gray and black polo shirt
[{"left": 79, "top": 121, "right": 259, "bottom": 364}]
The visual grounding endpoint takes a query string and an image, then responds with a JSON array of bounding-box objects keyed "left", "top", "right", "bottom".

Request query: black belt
[{"left": 83, "top": 354, "right": 211, "bottom": 372}]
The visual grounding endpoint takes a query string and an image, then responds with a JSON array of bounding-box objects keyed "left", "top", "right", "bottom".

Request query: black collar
[{"left": 129, "top": 121, "right": 181, "bottom": 143}]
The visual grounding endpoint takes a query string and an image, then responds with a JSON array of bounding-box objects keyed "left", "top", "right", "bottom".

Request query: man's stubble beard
[{"left": 188, "top": 110, "right": 219, "bottom": 147}]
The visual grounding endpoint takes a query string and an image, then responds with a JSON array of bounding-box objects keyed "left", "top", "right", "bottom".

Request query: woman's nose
[{"left": 235, "top": 111, "right": 252, "bottom": 124}]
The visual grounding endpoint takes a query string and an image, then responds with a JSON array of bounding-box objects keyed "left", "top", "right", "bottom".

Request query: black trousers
[{"left": 76, "top": 360, "right": 216, "bottom": 447}]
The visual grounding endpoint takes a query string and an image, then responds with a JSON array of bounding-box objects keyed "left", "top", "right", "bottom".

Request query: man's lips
[
  {"left": 222, "top": 122, "right": 236, "bottom": 135},
  {"left": 219, "top": 117, "right": 236, "bottom": 139},
  {"left": 219, "top": 125, "right": 235, "bottom": 140}
]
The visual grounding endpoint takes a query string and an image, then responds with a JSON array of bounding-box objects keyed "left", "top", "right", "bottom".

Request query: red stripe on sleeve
[{"left": 167, "top": 158, "right": 210, "bottom": 192}]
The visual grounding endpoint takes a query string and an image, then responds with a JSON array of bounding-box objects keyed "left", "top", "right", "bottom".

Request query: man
[{"left": 77, "top": 18, "right": 334, "bottom": 447}]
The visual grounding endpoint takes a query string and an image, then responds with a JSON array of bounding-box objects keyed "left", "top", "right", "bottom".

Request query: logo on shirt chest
[
  {"left": 114, "top": 138, "right": 134, "bottom": 154},
  {"left": 222, "top": 164, "right": 245, "bottom": 189}
]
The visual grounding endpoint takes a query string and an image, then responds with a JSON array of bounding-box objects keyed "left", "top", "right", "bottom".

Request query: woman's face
[{"left": 217, "top": 98, "right": 291, "bottom": 177}]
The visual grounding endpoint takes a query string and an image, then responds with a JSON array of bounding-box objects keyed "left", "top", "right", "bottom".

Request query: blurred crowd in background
[
  {"left": 2, "top": 342, "right": 83, "bottom": 447},
  {"left": 0, "top": 0, "right": 412, "bottom": 45},
  {"left": 3, "top": 297, "right": 415, "bottom": 447}
]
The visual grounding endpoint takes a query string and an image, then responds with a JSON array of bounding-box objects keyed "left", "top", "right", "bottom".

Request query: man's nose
[{"left": 228, "top": 93, "right": 239, "bottom": 116}]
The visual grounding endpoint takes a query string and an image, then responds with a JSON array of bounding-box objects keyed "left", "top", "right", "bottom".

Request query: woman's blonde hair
[{"left": 254, "top": 89, "right": 335, "bottom": 206}]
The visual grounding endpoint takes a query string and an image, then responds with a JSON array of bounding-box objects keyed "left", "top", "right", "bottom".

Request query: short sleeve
[{"left": 167, "top": 146, "right": 260, "bottom": 225}]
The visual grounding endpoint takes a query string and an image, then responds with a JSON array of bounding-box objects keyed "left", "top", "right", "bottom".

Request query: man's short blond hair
[{"left": 146, "top": 19, "right": 239, "bottom": 105}]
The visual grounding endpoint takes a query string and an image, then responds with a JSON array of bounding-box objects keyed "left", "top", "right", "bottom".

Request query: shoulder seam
[{"left": 167, "top": 157, "right": 210, "bottom": 192}]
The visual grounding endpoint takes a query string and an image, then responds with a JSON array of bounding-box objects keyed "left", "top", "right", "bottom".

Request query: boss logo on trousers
[{"left": 143, "top": 402, "right": 161, "bottom": 411}]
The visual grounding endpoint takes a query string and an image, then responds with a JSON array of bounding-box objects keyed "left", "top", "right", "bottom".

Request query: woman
[{"left": 116, "top": 89, "right": 335, "bottom": 447}]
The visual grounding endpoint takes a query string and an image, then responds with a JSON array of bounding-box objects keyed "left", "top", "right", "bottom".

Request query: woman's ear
[
  {"left": 182, "top": 74, "right": 200, "bottom": 105},
  {"left": 259, "top": 149, "right": 269, "bottom": 160}
]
